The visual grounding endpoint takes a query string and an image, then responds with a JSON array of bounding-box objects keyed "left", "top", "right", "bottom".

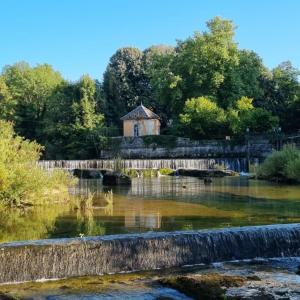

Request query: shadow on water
[{"left": 1, "top": 176, "right": 300, "bottom": 242}]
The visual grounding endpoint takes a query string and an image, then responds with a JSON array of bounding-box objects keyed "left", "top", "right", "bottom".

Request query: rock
[
  {"left": 0, "top": 293, "right": 19, "bottom": 300},
  {"left": 204, "top": 178, "right": 212, "bottom": 184},
  {"left": 73, "top": 169, "right": 103, "bottom": 179},
  {"left": 246, "top": 275, "right": 261, "bottom": 281},
  {"left": 159, "top": 273, "right": 245, "bottom": 300},
  {"left": 226, "top": 287, "right": 275, "bottom": 299},
  {"left": 176, "top": 168, "right": 228, "bottom": 178},
  {"left": 102, "top": 172, "right": 131, "bottom": 186}
]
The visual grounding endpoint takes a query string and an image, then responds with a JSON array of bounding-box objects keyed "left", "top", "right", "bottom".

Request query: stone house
[{"left": 120, "top": 104, "right": 160, "bottom": 137}]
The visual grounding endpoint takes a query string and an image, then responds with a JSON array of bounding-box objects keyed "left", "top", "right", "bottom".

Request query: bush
[
  {"left": 124, "top": 168, "right": 161, "bottom": 178},
  {"left": 159, "top": 168, "right": 174, "bottom": 175},
  {"left": 257, "top": 144, "right": 300, "bottom": 183},
  {"left": 179, "top": 97, "right": 228, "bottom": 139},
  {"left": 0, "top": 121, "right": 76, "bottom": 207},
  {"left": 124, "top": 169, "right": 138, "bottom": 178}
]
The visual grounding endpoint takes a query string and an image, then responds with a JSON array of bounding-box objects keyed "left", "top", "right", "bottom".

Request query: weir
[
  {"left": 0, "top": 223, "right": 300, "bottom": 284},
  {"left": 38, "top": 158, "right": 248, "bottom": 172}
]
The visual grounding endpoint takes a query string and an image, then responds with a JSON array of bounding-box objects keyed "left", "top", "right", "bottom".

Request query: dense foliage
[
  {"left": 0, "top": 121, "right": 75, "bottom": 207},
  {"left": 258, "top": 144, "right": 300, "bottom": 183},
  {"left": 0, "top": 17, "right": 299, "bottom": 158}
]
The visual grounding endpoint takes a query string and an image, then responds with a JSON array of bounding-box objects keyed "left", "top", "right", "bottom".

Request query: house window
[{"left": 134, "top": 124, "right": 139, "bottom": 137}]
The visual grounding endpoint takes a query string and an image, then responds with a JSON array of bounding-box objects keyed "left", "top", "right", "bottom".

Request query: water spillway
[
  {"left": 0, "top": 223, "right": 300, "bottom": 284},
  {"left": 38, "top": 158, "right": 248, "bottom": 172}
]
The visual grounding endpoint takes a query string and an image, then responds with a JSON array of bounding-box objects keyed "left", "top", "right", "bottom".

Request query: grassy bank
[{"left": 0, "top": 121, "right": 76, "bottom": 207}]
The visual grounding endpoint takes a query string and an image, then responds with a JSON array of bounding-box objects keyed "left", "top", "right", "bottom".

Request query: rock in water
[
  {"left": 159, "top": 274, "right": 245, "bottom": 299},
  {"left": 176, "top": 169, "right": 228, "bottom": 178},
  {"left": 102, "top": 172, "right": 131, "bottom": 186},
  {"left": 73, "top": 169, "right": 103, "bottom": 179}
]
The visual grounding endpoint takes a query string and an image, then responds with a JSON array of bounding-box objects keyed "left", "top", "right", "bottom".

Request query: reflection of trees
[
  {"left": 49, "top": 192, "right": 114, "bottom": 238},
  {"left": 125, "top": 211, "right": 161, "bottom": 230},
  {"left": 94, "top": 190, "right": 114, "bottom": 216},
  {"left": 75, "top": 208, "right": 106, "bottom": 236},
  {"left": 0, "top": 205, "right": 69, "bottom": 243}
]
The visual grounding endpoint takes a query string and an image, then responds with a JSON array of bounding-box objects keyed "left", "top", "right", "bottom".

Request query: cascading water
[
  {"left": 38, "top": 158, "right": 248, "bottom": 172},
  {"left": 0, "top": 223, "right": 300, "bottom": 284}
]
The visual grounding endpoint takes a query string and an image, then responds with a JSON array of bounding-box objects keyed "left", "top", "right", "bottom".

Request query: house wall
[{"left": 123, "top": 119, "right": 160, "bottom": 137}]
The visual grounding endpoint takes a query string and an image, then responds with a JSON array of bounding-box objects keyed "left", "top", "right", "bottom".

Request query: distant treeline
[{"left": 0, "top": 17, "right": 299, "bottom": 159}]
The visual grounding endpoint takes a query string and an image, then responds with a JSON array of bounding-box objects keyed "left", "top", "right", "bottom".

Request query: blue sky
[{"left": 1, "top": 0, "right": 299, "bottom": 81}]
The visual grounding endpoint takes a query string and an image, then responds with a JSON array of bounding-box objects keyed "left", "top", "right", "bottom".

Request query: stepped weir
[
  {"left": 0, "top": 223, "right": 300, "bottom": 284},
  {"left": 38, "top": 158, "right": 248, "bottom": 172}
]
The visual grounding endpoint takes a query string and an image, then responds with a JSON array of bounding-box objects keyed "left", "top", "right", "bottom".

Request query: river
[{"left": 1, "top": 176, "right": 300, "bottom": 243}]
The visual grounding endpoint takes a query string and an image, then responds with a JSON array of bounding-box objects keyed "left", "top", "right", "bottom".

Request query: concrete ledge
[{"left": 1, "top": 224, "right": 300, "bottom": 284}]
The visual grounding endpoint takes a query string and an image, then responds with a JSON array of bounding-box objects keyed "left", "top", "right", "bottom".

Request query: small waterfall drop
[
  {"left": 38, "top": 158, "right": 248, "bottom": 173},
  {"left": 1, "top": 223, "right": 300, "bottom": 284}
]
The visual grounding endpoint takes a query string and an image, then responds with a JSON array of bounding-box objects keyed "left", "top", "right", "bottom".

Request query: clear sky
[{"left": 1, "top": 0, "right": 299, "bottom": 81}]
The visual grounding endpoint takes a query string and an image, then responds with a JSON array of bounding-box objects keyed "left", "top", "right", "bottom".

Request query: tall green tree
[
  {"left": 179, "top": 97, "right": 228, "bottom": 139},
  {"left": 0, "top": 77, "right": 15, "bottom": 120},
  {"left": 143, "top": 45, "right": 176, "bottom": 127},
  {"left": 42, "top": 75, "right": 105, "bottom": 159},
  {"left": 228, "top": 97, "right": 279, "bottom": 136},
  {"left": 103, "top": 47, "right": 150, "bottom": 126},
  {"left": 1, "top": 62, "right": 63, "bottom": 140},
  {"left": 257, "top": 61, "right": 300, "bottom": 132},
  {"left": 218, "top": 50, "right": 266, "bottom": 107},
  {"left": 174, "top": 17, "right": 239, "bottom": 112}
]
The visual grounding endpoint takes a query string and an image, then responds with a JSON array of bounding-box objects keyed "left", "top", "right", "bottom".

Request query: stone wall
[{"left": 101, "top": 136, "right": 272, "bottom": 159}]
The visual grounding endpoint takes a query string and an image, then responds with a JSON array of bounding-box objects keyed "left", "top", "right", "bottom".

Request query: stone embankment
[{"left": 100, "top": 136, "right": 272, "bottom": 159}]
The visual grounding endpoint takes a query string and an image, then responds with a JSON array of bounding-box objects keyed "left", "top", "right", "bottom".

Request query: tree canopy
[{"left": 0, "top": 17, "right": 299, "bottom": 158}]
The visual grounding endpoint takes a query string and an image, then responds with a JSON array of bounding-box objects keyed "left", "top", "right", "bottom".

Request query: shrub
[
  {"left": 257, "top": 144, "right": 300, "bottom": 183},
  {"left": 179, "top": 97, "right": 228, "bottom": 139},
  {"left": 0, "top": 121, "right": 76, "bottom": 207},
  {"left": 124, "top": 168, "right": 138, "bottom": 178},
  {"left": 159, "top": 168, "right": 174, "bottom": 175},
  {"left": 124, "top": 168, "right": 160, "bottom": 178}
]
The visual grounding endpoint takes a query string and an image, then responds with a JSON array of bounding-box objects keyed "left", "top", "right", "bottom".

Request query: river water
[{"left": 1, "top": 176, "right": 300, "bottom": 243}]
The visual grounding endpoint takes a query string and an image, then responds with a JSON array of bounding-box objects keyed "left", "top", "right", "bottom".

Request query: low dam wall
[
  {"left": 39, "top": 158, "right": 249, "bottom": 172},
  {"left": 1, "top": 224, "right": 300, "bottom": 284}
]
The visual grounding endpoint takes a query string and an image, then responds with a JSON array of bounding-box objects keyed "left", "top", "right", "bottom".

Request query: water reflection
[{"left": 1, "top": 177, "right": 300, "bottom": 243}]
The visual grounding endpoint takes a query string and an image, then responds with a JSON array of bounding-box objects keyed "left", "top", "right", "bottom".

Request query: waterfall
[
  {"left": 38, "top": 158, "right": 248, "bottom": 172},
  {"left": 1, "top": 223, "right": 300, "bottom": 284}
]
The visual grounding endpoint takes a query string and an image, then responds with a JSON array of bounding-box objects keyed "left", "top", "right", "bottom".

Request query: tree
[
  {"left": 144, "top": 45, "right": 177, "bottom": 127},
  {"left": 229, "top": 97, "right": 279, "bottom": 136},
  {"left": 146, "top": 17, "right": 239, "bottom": 118},
  {"left": 179, "top": 97, "right": 228, "bottom": 139},
  {"left": 1, "top": 62, "right": 63, "bottom": 140},
  {"left": 0, "top": 76, "right": 15, "bottom": 120},
  {"left": 218, "top": 50, "right": 266, "bottom": 107},
  {"left": 42, "top": 75, "right": 105, "bottom": 159},
  {"left": 257, "top": 61, "right": 300, "bottom": 132},
  {"left": 103, "top": 47, "right": 150, "bottom": 126},
  {"left": 173, "top": 17, "right": 239, "bottom": 112}
]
